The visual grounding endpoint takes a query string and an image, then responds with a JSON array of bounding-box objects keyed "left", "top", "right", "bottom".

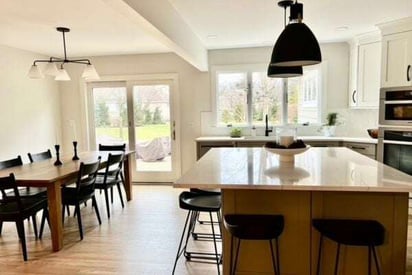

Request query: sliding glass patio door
[{"left": 88, "top": 78, "right": 180, "bottom": 183}]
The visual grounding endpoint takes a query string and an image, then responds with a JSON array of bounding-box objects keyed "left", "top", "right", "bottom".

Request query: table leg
[
  {"left": 47, "top": 182, "right": 63, "bottom": 251},
  {"left": 123, "top": 155, "right": 133, "bottom": 201}
]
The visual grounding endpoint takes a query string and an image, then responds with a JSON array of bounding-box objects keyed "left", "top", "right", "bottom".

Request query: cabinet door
[
  {"left": 357, "top": 42, "right": 381, "bottom": 107},
  {"left": 348, "top": 44, "right": 358, "bottom": 107},
  {"left": 381, "top": 32, "right": 412, "bottom": 87}
]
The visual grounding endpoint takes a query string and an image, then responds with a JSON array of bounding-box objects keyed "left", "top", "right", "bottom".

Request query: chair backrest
[
  {"left": 0, "top": 173, "right": 23, "bottom": 210},
  {"left": 99, "top": 144, "right": 126, "bottom": 151},
  {"left": 74, "top": 157, "right": 101, "bottom": 194},
  {"left": 28, "top": 149, "right": 52, "bottom": 163},
  {"left": 103, "top": 153, "right": 124, "bottom": 181},
  {"left": 0, "top": 156, "right": 23, "bottom": 170}
]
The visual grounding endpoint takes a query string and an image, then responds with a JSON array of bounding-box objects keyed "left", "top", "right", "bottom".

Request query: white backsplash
[{"left": 200, "top": 109, "right": 378, "bottom": 138}]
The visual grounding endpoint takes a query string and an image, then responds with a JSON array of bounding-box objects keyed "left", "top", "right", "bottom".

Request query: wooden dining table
[{"left": 0, "top": 150, "right": 135, "bottom": 252}]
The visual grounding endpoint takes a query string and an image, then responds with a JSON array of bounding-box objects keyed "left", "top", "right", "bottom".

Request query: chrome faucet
[{"left": 265, "top": 114, "right": 272, "bottom": 136}]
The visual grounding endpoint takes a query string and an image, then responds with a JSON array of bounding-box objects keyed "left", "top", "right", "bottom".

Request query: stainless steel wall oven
[{"left": 377, "top": 127, "right": 412, "bottom": 176}]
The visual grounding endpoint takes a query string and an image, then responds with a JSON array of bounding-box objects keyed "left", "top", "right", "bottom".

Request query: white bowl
[{"left": 265, "top": 145, "right": 310, "bottom": 162}]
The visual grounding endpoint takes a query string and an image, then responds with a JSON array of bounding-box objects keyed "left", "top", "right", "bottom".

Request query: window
[{"left": 214, "top": 64, "right": 323, "bottom": 126}]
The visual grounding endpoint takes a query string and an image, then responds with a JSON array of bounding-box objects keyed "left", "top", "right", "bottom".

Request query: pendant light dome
[
  {"left": 269, "top": 1, "right": 321, "bottom": 67},
  {"left": 267, "top": 65, "right": 302, "bottom": 78},
  {"left": 267, "top": 0, "right": 303, "bottom": 78}
]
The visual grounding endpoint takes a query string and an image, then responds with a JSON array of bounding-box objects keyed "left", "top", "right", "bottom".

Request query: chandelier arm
[{"left": 65, "top": 59, "right": 92, "bottom": 65}]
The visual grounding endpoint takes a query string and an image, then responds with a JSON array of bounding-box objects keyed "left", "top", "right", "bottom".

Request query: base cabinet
[
  {"left": 343, "top": 142, "right": 376, "bottom": 159},
  {"left": 197, "top": 140, "right": 377, "bottom": 160}
]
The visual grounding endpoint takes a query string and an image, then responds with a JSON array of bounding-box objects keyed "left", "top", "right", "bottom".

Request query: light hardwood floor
[{"left": 0, "top": 185, "right": 411, "bottom": 274}]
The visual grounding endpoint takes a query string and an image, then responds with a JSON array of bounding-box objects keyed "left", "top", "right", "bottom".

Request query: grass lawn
[{"left": 96, "top": 124, "right": 170, "bottom": 141}]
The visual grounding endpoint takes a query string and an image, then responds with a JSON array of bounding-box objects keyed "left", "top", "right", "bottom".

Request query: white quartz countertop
[
  {"left": 196, "top": 136, "right": 378, "bottom": 144},
  {"left": 174, "top": 147, "right": 412, "bottom": 192}
]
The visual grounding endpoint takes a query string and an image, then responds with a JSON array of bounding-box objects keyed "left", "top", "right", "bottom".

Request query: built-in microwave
[{"left": 379, "top": 87, "right": 412, "bottom": 126}]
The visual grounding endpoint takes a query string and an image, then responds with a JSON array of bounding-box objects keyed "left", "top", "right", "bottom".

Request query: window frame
[{"left": 211, "top": 63, "right": 327, "bottom": 128}]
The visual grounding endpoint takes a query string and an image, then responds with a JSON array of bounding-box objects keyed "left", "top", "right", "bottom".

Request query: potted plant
[
  {"left": 320, "top": 112, "right": 340, "bottom": 137},
  {"left": 230, "top": 127, "right": 242, "bottom": 138}
]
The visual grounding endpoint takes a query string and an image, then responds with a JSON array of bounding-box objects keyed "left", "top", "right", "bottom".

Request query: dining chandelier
[
  {"left": 269, "top": 0, "right": 321, "bottom": 67},
  {"left": 28, "top": 27, "right": 100, "bottom": 81}
]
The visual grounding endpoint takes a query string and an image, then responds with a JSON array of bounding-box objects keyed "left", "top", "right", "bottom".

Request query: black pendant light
[
  {"left": 267, "top": 0, "right": 302, "bottom": 78},
  {"left": 269, "top": 0, "right": 321, "bottom": 67}
]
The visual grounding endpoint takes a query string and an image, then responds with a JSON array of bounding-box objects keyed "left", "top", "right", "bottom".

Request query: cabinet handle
[
  {"left": 408, "top": 65, "right": 411, "bottom": 82},
  {"left": 352, "top": 90, "right": 356, "bottom": 104},
  {"left": 351, "top": 146, "right": 366, "bottom": 150}
]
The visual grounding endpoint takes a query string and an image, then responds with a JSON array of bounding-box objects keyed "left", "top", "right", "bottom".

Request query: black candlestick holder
[
  {"left": 54, "top": 144, "right": 62, "bottom": 166},
  {"left": 72, "top": 141, "right": 79, "bottom": 160}
]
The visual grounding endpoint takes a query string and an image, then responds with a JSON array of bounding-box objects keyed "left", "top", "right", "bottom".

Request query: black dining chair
[
  {"left": 58, "top": 158, "right": 102, "bottom": 240},
  {"left": 0, "top": 155, "right": 46, "bottom": 238},
  {"left": 94, "top": 153, "right": 125, "bottom": 219},
  {"left": 1, "top": 155, "right": 47, "bottom": 198},
  {"left": 28, "top": 149, "right": 73, "bottom": 217},
  {"left": 98, "top": 144, "right": 126, "bottom": 152},
  {"left": 0, "top": 173, "right": 49, "bottom": 261},
  {"left": 98, "top": 143, "right": 126, "bottom": 202},
  {"left": 27, "top": 149, "right": 52, "bottom": 163}
]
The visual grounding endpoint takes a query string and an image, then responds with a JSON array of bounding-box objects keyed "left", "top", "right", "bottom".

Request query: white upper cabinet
[
  {"left": 378, "top": 18, "right": 412, "bottom": 88},
  {"left": 348, "top": 34, "right": 381, "bottom": 108},
  {"left": 381, "top": 32, "right": 412, "bottom": 87}
]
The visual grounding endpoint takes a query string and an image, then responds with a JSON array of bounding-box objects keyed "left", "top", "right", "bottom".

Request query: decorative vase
[{"left": 322, "top": 125, "right": 336, "bottom": 137}]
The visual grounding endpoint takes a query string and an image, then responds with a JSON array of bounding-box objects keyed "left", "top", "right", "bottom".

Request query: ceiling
[{"left": 0, "top": 0, "right": 412, "bottom": 71}]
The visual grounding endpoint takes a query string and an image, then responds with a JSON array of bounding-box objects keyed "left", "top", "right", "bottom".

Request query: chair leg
[
  {"left": 16, "top": 220, "right": 28, "bottom": 261},
  {"left": 334, "top": 243, "right": 341, "bottom": 275},
  {"left": 116, "top": 183, "right": 125, "bottom": 208},
  {"left": 31, "top": 215, "right": 38, "bottom": 238},
  {"left": 233, "top": 238, "right": 241, "bottom": 275},
  {"left": 269, "top": 239, "right": 277, "bottom": 275},
  {"left": 39, "top": 208, "right": 49, "bottom": 239},
  {"left": 66, "top": 205, "right": 70, "bottom": 216},
  {"left": 209, "top": 212, "right": 220, "bottom": 275},
  {"left": 92, "top": 196, "right": 102, "bottom": 225},
  {"left": 371, "top": 246, "right": 381, "bottom": 275},
  {"left": 172, "top": 210, "right": 192, "bottom": 275},
  {"left": 368, "top": 246, "right": 372, "bottom": 275},
  {"left": 110, "top": 187, "right": 114, "bottom": 204},
  {"left": 230, "top": 235, "right": 234, "bottom": 275},
  {"left": 316, "top": 235, "right": 323, "bottom": 275},
  {"left": 75, "top": 203, "right": 83, "bottom": 240},
  {"left": 104, "top": 188, "right": 111, "bottom": 219},
  {"left": 275, "top": 238, "right": 280, "bottom": 275}
]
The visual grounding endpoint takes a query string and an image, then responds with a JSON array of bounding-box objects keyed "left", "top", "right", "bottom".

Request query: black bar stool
[
  {"left": 312, "top": 219, "right": 385, "bottom": 275},
  {"left": 172, "top": 191, "right": 222, "bottom": 275},
  {"left": 224, "top": 214, "right": 284, "bottom": 275},
  {"left": 190, "top": 188, "right": 222, "bottom": 240}
]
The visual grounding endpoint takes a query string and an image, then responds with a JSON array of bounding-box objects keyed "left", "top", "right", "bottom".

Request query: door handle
[
  {"left": 172, "top": 130, "right": 176, "bottom": 140},
  {"left": 407, "top": 65, "right": 411, "bottom": 82},
  {"left": 352, "top": 90, "right": 356, "bottom": 104}
]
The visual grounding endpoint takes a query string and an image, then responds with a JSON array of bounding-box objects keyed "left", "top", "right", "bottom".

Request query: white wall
[{"left": 0, "top": 45, "right": 60, "bottom": 162}]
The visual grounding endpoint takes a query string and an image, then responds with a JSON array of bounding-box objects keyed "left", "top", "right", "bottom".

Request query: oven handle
[
  {"left": 383, "top": 140, "right": 412, "bottom": 146},
  {"left": 383, "top": 100, "right": 412, "bottom": 104}
]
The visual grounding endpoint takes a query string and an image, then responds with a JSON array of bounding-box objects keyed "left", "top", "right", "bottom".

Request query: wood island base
[{"left": 222, "top": 190, "right": 408, "bottom": 275}]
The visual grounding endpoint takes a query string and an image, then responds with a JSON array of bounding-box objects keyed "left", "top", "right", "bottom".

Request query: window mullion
[
  {"left": 246, "top": 72, "right": 253, "bottom": 126},
  {"left": 282, "top": 78, "right": 288, "bottom": 125}
]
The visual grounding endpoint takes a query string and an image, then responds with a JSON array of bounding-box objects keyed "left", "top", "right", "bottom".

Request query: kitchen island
[{"left": 174, "top": 147, "right": 412, "bottom": 275}]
